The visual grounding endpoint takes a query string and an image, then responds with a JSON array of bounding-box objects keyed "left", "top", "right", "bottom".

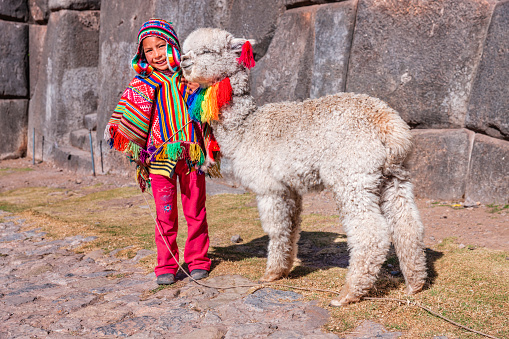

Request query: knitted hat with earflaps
[{"left": 131, "top": 19, "right": 181, "bottom": 77}]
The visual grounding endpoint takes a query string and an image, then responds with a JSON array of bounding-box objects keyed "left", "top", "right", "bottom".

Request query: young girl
[{"left": 105, "top": 19, "right": 220, "bottom": 285}]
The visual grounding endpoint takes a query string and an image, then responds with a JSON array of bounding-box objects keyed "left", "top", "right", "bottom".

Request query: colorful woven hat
[{"left": 131, "top": 19, "right": 181, "bottom": 76}]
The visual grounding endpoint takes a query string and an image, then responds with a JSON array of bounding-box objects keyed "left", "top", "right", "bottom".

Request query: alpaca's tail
[{"left": 369, "top": 102, "right": 413, "bottom": 176}]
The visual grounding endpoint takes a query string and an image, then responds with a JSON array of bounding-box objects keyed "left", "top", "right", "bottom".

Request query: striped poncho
[{"left": 105, "top": 70, "right": 220, "bottom": 191}]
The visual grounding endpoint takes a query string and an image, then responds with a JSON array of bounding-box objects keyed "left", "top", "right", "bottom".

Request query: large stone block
[
  {"left": 250, "top": 2, "right": 356, "bottom": 106},
  {"left": 346, "top": 0, "right": 496, "bottom": 129},
  {"left": 70, "top": 128, "right": 96, "bottom": 151},
  {"left": 465, "top": 134, "right": 509, "bottom": 204},
  {"left": 405, "top": 129, "right": 474, "bottom": 201},
  {"left": 29, "top": 24, "right": 47, "bottom": 98},
  {"left": 28, "top": 10, "right": 99, "bottom": 159},
  {"left": 0, "top": 0, "right": 28, "bottom": 21},
  {"left": 159, "top": 0, "right": 284, "bottom": 60},
  {"left": 225, "top": 0, "right": 285, "bottom": 60},
  {"left": 0, "top": 21, "right": 28, "bottom": 98},
  {"left": 48, "top": 0, "right": 100, "bottom": 11},
  {"left": 173, "top": 0, "right": 226, "bottom": 40},
  {"left": 466, "top": 0, "right": 509, "bottom": 141},
  {"left": 52, "top": 145, "right": 95, "bottom": 174},
  {"left": 28, "top": 0, "right": 49, "bottom": 23},
  {"left": 0, "top": 100, "right": 28, "bottom": 160},
  {"left": 162, "top": 0, "right": 286, "bottom": 60},
  {"left": 310, "top": 1, "right": 356, "bottom": 98},
  {"left": 250, "top": 6, "right": 317, "bottom": 106}
]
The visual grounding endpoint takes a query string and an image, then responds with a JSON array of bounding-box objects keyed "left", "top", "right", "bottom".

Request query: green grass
[
  {"left": 0, "top": 167, "right": 33, "bottom": 176},
  {"left": 486, "top": 204, "right": 509, "bottom": 214}
]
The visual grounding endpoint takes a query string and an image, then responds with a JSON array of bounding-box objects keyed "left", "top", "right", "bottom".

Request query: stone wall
[
  {"left": 26, "top": 0, "right": 100, "bottom": 171},
  {"left": 0, "top": 2, "right": 29, "bottom": 159},
  {"left": 3, "top": 0, "right": 508, "bottom": 203}
]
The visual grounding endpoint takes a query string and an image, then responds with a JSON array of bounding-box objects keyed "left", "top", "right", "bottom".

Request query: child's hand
[
  {"left": 135, "top": 158, "right": 150, "bottom": 167},
  {"left": 182, "top": 77, "right": 200, "bottom": 94},
  {"left": 199, "top": 154, "right": 216, "bottom": 173},
  {"left": 187, "top": 82, "right": 200, "bottom": 94}
]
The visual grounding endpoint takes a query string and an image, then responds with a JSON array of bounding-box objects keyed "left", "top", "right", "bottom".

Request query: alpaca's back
[{"left": 239, "top": 92, "right": 412, "bottom": 190}]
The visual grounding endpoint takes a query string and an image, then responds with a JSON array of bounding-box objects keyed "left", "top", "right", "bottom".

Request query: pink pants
[{"left": 150, "top": 161, "right": 211, "bottom": 276}]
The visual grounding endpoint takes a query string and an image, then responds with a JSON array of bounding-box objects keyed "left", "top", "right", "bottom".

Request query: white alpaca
[{"left": 181, "top": 28, "right": 427, "bottom": 306}]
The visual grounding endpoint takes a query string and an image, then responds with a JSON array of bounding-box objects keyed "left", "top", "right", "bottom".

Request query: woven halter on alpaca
[
  {"left": 185, "top": 41, "right": 255, "bottom": 158},
  {"left": 185, "top": 77, "right": 231, "bottom": 160},
  {"left": 186, "top": 41, "right": 255, "bottom": 124}
]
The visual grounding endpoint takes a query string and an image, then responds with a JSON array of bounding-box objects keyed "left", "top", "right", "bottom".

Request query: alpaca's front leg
[{"left": 256, "top": 193, "right": 302, "bottom": 282}]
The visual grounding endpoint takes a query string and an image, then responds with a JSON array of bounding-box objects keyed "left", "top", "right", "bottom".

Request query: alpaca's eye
[{"left": 202, "top": 50, "right": 212, "bottom": 54}]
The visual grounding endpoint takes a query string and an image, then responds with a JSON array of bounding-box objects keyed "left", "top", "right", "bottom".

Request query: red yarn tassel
[
  {"left": 216, "top": 77, "right": 233, "bottom": 110},
  {"left": 138, "top": 175, "right": 146, "bottom": 192},
  {"left": 237, "top": 41, "right": 255, "bottom": 69},
  {"left": 208, "top": 140, "right": 220, "bottom": 161},
  {"left": 208, "top": 140, "right": 220, "bottom": 153},
  {"left": 113, "top": 132, "right": 130, "bottom": 152}
]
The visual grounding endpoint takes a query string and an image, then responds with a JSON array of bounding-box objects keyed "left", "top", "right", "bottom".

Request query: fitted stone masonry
[{"left": 0, "top": 0, "right": 506, "bottom": 203}]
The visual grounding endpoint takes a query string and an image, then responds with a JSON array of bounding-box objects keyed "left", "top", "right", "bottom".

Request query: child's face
[{"left": 142, "top": 36, "right": 168, "bottom": 71}]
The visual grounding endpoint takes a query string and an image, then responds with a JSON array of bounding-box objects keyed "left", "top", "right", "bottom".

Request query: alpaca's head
[{"left": 181, "top": 28, "right": 254, "bottom": 87}]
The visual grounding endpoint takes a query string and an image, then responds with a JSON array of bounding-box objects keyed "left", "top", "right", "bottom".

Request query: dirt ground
[{"left": 1, "top": 157, "right": 508, "bottom": 251}]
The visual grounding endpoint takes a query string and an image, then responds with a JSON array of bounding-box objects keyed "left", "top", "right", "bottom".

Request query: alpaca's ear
[{"left": 231, "top": 38, "right": 256, "bottom": 53}]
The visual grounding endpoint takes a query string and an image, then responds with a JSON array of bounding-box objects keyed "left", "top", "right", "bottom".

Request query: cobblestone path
[{"left": 0, "top": 211, "right": 405, "bottom": 338}]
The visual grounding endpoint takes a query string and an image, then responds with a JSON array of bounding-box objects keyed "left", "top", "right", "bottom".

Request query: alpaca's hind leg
[
  {"left": 330, "top": 181, "right": 391, "bottom": 306},
  {"left": 381, "top": 174, "right": 427, "bottom": 295},
  {"left": 257, "top": 192, "right": 302, "bottom": 282}
]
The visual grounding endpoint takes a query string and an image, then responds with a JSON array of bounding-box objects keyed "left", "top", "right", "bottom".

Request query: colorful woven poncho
[
  {"left": 105, "top": 19, "right": 221, "bottom": 191},
  {"left": 105, "top": 69, "right": 223, "bottom": 191}
]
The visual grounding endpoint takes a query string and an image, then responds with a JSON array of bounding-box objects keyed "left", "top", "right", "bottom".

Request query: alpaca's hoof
[
  {"left": 329, "top": 283, "right": 361, "bottom": 307},
  {"left": 406, "top": 282, "right": 425, "bottom": 295},
  {"left": 329, "top": 294, "right": 361, "bottom": 307},
  {"left": 259, "top": 272, "right": 283, "bottom": 282}
]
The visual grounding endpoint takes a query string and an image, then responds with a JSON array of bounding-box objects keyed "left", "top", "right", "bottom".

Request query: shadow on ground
[
  {"left": 210, "top": 230, "right": 444, "bottom": 296},
  {"left": 209, "top": 231, "right": 348, "bottom": 279}
]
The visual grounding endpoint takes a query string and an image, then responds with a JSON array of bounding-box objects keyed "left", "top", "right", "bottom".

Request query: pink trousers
[{"left": 150, "top": 161, "right": 211, "bottom": 276}]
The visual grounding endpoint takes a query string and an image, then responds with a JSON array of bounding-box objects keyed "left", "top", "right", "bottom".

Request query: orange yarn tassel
[
  {"left": 208, "top": 84, "right": 219, "bottom": 121},
  {"left": 202, "top": 84, "right": 220, "bottom": 123}
]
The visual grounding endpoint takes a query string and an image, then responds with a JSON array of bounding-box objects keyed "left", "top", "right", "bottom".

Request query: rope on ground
[
  {"left": 362, "top": 297, "right": 501, "bottom": 339},
  {"left": 142, "top": 192, "right": 501, "bottom": 339}
]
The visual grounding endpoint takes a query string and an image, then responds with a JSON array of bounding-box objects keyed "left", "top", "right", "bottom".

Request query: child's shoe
[
  {"left": 156, "top": 273, "right": 175, "bottom": 285},
  {"left": 190, "top": 269, "right": 208, "bottom": 280}
]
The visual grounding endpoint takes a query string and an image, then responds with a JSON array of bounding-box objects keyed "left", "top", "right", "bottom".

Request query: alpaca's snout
[{"left": 180, "top": 52, "right": 194, "bottom": 70}]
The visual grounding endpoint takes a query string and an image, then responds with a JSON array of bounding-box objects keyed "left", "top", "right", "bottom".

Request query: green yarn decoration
[
  {"left": 128, "top": 142, "right": 141, "bottom": 161},
  {"left": 165, "top": 142, "right": 183, "bottom": 160},
  {"left": 189, "top": 89, "right": 206, "bottom": 122},
  {"left": 198, "top": 147, "right": 205, "bottom": 166}
]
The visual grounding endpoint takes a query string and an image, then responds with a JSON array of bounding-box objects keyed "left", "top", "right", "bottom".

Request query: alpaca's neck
[
  {"left": 213, "top": 70, "right": 257, "bottom": 159},
  {"left": 229, "top": 68, "right": 250, "bottom": 97}
]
